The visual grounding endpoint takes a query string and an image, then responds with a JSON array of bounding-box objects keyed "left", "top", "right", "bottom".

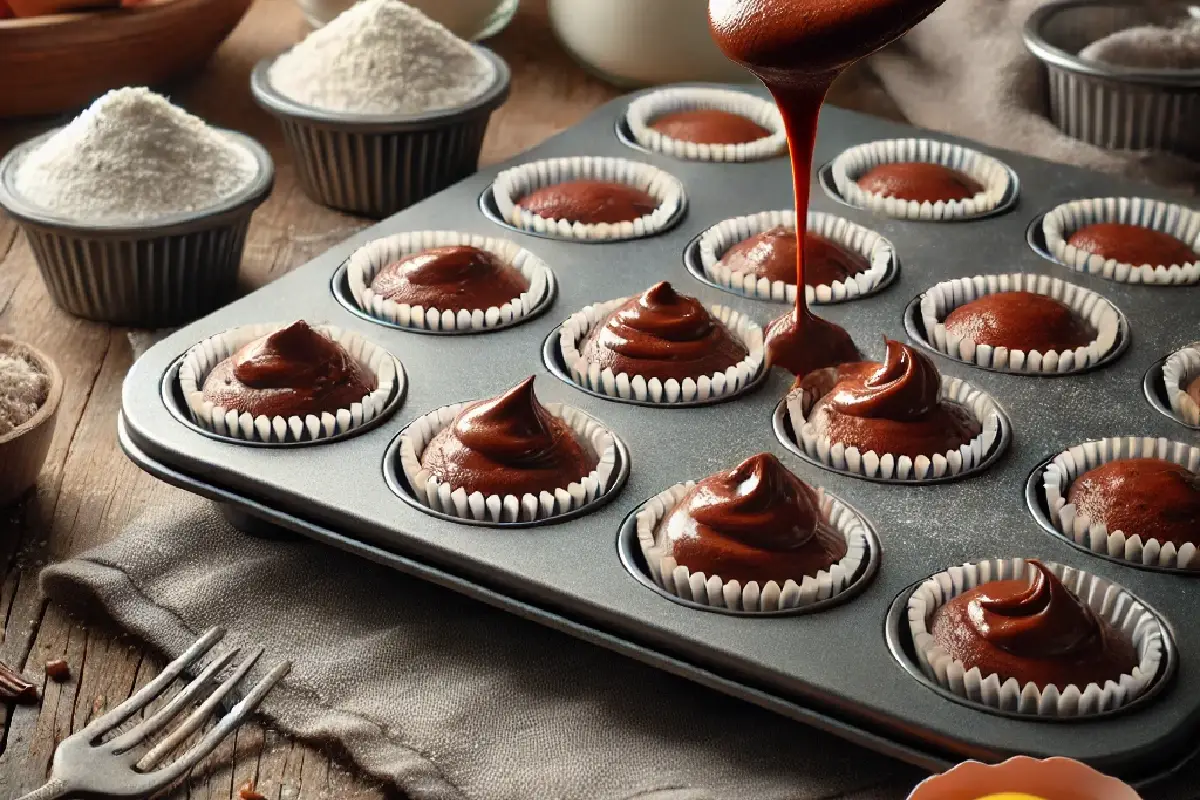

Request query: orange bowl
[
  {"left": 0, "top": 0, "right": 251, "bottom": 118},
  {"left": 907, "top": 756, "right": 1142, "bottom": 800}
]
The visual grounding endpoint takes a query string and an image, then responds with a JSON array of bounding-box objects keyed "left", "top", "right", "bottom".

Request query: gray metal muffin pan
[{"left": 119, "top": 85, "right": 1200, "bottom": 786}]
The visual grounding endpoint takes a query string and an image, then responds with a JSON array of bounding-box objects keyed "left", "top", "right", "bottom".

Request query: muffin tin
[{"left": 118, "top": 85, "right": 1200, "bottom": 786}]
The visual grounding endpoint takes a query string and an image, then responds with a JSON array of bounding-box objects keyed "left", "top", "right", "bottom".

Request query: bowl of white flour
[{"left": 250, "top": 0, "right": 511, "bottom": 218}]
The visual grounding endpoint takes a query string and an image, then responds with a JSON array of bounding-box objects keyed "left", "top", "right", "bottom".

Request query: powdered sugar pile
[
  {"left": 269, "top": 0, "right": 495, "bottom": 115},
  {"left": 1079, "top": 20, "right": 1200, "bottom": 70},
  {"left": 0, "top": 351, "right": 49, "bottom": 437},
  {"left": 15, "top": 88, "right": 258, "bottom": 223}
]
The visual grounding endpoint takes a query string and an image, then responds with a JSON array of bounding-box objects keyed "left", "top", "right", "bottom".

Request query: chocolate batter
[
  {"left": 856, "top": 162, "right": 982, "bottom": 203},
  {"left": 517, "top": 180, "right": 657, "bottom": 225},
  {"left": 369, "top": 245, "right": 529, "bottom": 312},
  {"left": 1067, "top": 458, "right": 1200, "bottom": 549},
  {"left": 649, "top": 108, "right": 770, "bottom": 145},
  {"left": 943, "top": 291, "right": 1095, "bottom": 352},
  {"left": 719, "top": 226, "right": 870, "bottom": 287},
  {"left": 1068, "top": 222, "right": 1198, "bottom": 266}
]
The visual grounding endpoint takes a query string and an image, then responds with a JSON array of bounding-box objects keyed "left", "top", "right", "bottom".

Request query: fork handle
[{"left": 14, "top": 778, "right": 71, "bottom": 800}]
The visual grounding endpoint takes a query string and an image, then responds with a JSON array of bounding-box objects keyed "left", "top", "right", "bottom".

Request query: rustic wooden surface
[{"left": 0, "top": 1, "right": 901, "bottom": 797}]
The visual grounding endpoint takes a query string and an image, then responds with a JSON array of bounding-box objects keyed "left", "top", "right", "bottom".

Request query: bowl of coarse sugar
[
  {"left": 0, "top": 336, "right": 62, "bottom": 506},
  {"left": 250, "top": 0, "right": 511, "bottom": 219},
  {"left": 0, "top": 86, "right": 274, "bottom": 328}
]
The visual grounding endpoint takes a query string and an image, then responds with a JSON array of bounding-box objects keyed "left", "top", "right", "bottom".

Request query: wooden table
[{"left": 0, "top": 2, "right": 897, "bottom": 797}]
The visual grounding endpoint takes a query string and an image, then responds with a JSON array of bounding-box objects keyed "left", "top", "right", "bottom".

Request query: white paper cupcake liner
[
  {"left": 557, "top": 298, "right": 765, "bottom": 404},
  {"left": 623, "top": 87, "right": 786, "bottom": 162},
  {"left": 918, "top": 273, "right": 1123, "bottom": 374},
  {"left": 635, "top": 481, "right": 869, "bottom": 612},
  {"left": 1163, "top": 343, "right": 1200, "bottom": 426},
  {"left": 1041, "top": 197, "right": 1200, "bottom": 285},
  {"left": 345, "top": 230, "right": 553, "bottom": 332},
  {"left": 1042, "top": 436, "right": 1200, "bottom": 570},
  {"left": 491, "top": 156, "right": 685, "bottom": 241},
  {"left": 178, "top": 323, "right": 400, "bottom": 444},
  {"left": 831, "top": 138, "right": 1014, "bottom": 221},
  {"left": 696, "top": 209, "right": 895, "bottom": 305},
  {"left": 785, "top": 376, "right": 1003, "bottom": 481},
  {"left": 397, "top": 400, "right": 617, "bottom": 524},
  {"left": 907, "top": 558, "right": 1167, "bottom": 717}
]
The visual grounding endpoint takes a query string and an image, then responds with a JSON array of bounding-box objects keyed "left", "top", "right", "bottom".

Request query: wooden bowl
[
  {"left": 0, "top": 0, "right": 252, "bottom": 119},
  {"left": 0, "top": 337, "right": 62, "bottom": 506}
]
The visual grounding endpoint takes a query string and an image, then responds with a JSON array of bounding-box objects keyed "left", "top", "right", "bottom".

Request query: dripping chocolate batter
[{"left": 708, "top": 0, "right": 944, "bottom": 375}]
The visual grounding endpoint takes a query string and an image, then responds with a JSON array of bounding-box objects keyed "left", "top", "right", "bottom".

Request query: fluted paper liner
[
  {"left": 907, "top": 558, "right": 1166, "bottom": 717},
  {"left": 397, "top": 401, "right": 617, "bottom": 523},
  {"left": 179, "top": 323, "right": 400, "bottom": 444},
  {"left": 1163, "top": 343, "right": 1200, "bottom": 426},
  {"left": 491, "top": 156, "right": 685, "bottom": 241},
  {"left": 558, "top": 298, "right": 765, "bottom": 404},
  {"left": 696, "top": 209, "right": 895, "bottom": 305},
  {"left": 1042, "top": 436, "right": 1200, "bottom": 569},
  {"left": 635, "top": 482, "right": 869, "bottom": 612},
  {"left": 785, "top": 376, "right": 1003, "bottom": 481},
  {"left": 346, "top": 230, "right": 553, "bottom": 332},
  {"left": 1042, "top": 197, "right": 1200, "bottom": 285},
  {"left": 832, "top": 138, "right": 1014, "bottom": 221},
  {"left": 918, "top": 273, "right": 1123, "bottom": 374},
  {"left": 624, "top": 87, "right": 786, "bottom": 162}
]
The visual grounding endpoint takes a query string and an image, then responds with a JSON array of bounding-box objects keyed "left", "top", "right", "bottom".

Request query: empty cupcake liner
[
  {"left": 635, "top": 481, "right": 869, "bottom": 612},
  {"left": 557, "top": 298, "right": 765, "bottom": 404},
  {"left": 918, "top": 273, "right": 1124, "bottom": 374},
  {"left": 1041, "top": 197, "right": 1200, "bottom": 285},
  {"left": 831, "top": 138, "right": 1014, "bottom": 221},
  {"left": 345, "top": 230, "right": 553, "bottom": 332},
  {"left": 397, "top": 400, "right": 618, "bottom": 523},
  {"left": 623, "top": 87, "right": 786, "bottom": 162},
  {"left": 785, "top": 376, "right": 1004, "bottom": 481},
  {"left": 1042, "top": 436, "right": 1200, "bottom": 570},
  {"left": 697, "top": 209, "right": 895, "bottom": 305},
  {"left": 491, "top": 156, "right": 686, "bottom": 241},
  {"left": 907, "top": 558, "right": 1167, "bottom": 717},
  {"left": 178, "top": 323, "right": 400, "bottom": 444},
  {"left": 1163, "top": 343, "right": 1200, "bottom": 427}
]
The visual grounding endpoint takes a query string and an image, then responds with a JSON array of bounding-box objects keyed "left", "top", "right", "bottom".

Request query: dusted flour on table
[
  {"left": 269, "top": 0, "right": 494, "bottom": 115},
  {"left": 14, "top": 88, "right": 257, "bottom": 224},
  {"left": 0, "top": 351, "right": 49, "bottom": 437}
]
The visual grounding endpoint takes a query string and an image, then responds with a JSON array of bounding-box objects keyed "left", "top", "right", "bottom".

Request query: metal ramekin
[
  {"left": 250, "top": 47, "right": 511, "bottom": 219},
  {"left": 1024, "top": 0, "right": 1200, "bottom": 158},
  {"left": 0, "top": 129, "right": 274, "bottom": 329}
]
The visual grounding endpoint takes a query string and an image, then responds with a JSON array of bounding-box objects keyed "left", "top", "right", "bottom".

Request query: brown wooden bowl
[
  {"left": 0, "top": 337, "right": 62, "bottom": 505},
  {"left": 0, "top": 0, "right": 252, "bottom": 119}
]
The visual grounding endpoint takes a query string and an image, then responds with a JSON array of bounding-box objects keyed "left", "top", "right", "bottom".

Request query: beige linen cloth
[{"left": 38, "top": 2, "right": 1199, "bottom": 799}]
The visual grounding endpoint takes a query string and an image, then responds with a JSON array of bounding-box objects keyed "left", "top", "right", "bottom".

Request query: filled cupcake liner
[
  {"left": 1163, "top": 343, "right": 1200, "bottom": 426},
  {"left": 785, "top": 376, "right": 1003, "bottom": 481},
  {"left": 178, "top": 323, "right": 400, "bottom": 444},
  {"left": 623, "top": 87, "right": 786, "bottom": 162},
  {"left": 831, "top": 138, "right": 1014, "bottom": 221},
  {"left": 907, "top": 558, "right": 1166, "bottom": 717},
  {"left": 696, "top": 209, "right": 895, "bottom": 305},
  {"left": 918, "top": 273, "right": 1123, "bottom": 374},
  {"left": 635, "top": 481, "right": 869, "bottom": 612},
  {"left": 557, "top": 298, "right": 765, "bottom": 404},
  {"left": 491, "top": 156, "right": 685, "bottom": 241},
  {"left": 1043, "top": 436, "right": 1200, "bottom": 570},
  {"left": 397, "top": 401, "right": 617, "bottom": 523},
  {"left": 345, "top": 230, "right": 553, "bottom": 332},
  {"left": 1041, "top": 197, "right": 1200, "bottom": 285}
]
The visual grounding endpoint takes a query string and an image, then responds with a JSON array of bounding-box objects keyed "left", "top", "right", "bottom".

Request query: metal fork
[{"left": 16, "top": 627, "right": 290, "bottom": 800}]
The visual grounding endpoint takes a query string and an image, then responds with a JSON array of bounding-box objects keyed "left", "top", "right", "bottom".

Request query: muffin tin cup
[
  {"left": 634, "top": 481, "right": 870, "bottom": 613},
  {"left": 178, "top": 323, "right": 401, "bottom": 444},
  {"left": 250, "top": 48, "right": 511, "bottom": 220},
  {"left": 621, "top": 87, "right": 786, "bottom": 163},
  {"left": 831, "top": 138, "right": 1016, "bottom": 221},
  {"left": 915, "top": 273, "right": 1126, "bottom": 375},
  {"left": 0, "top": 128, "right": 274, "bottom": 328},
  {"left": 395, "top": 400, "right": 619, "bottom": 524},
  {"left": 783, "top": 376, "right": 1007, "bottom": 483},
  {"left": 1039, "top": 436, "right": 1200, "bottom": 571},
  {"left": 1162, "top": 343, "right": 1200, "bottom": 427},
  {"left": 693, "top": 209, "right": 896, "bottom": 305},
  {"left": 905, "top": 558, "right": 1168, "bottom": 718},
  {"left": 1040, "top": 197, "right": 1200, "bottom": 285},
  {"left": 489, "top": 156, "right": 686, "bottom": 241},
  {"left": 344, "top": 230, "right": 554, "bottom": 333},
  {"left": 556, "top": 298, "right": 765, "bottom": 405}
]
